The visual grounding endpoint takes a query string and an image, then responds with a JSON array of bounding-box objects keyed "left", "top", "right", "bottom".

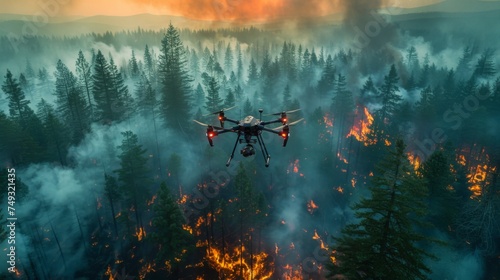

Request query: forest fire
[
  {"left": 407, "top": 153, "right": 421, "bottom": 172},
  {"left": 105, "top": 265, "right": 115, "bottom": 280},
  {"left": 346, "top": 107, "right": 375, "bottom": 146},
  {"left": 206, "top": 245, "right": 273, "bottom": 279},
  {"left": 135, "top": 227, "right": 146, "bottom": 241},
  {"left": 138, "top": 263, "right": 156, "bottom": 279},
  {"left": 307, "top": 200, "right": 319, "bottom": 214},
  {"left": 467, "top": 164, "right": 497, "bottom": 198}
]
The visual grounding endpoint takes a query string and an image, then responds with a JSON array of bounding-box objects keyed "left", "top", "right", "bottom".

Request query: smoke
[{"left": 129, "top": 0, "right": 343, "bottom": 22}]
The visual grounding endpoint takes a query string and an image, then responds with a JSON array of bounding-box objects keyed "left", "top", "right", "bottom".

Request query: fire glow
[{"left": 347, "top": 106, "right": 375, "bottom": 146}]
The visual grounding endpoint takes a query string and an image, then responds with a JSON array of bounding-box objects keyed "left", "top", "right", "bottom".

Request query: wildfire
[
  {"left": 206, "top": 245, "right": 273, "bottom": 280},
  {"left": 282, "top": 264, "right": 303, "bottom": 280},
  {"left": 183, "top": 224, "right": 193, "bottom": 234},
  {"left": 336, "top": 186, "right": 344, "bottom": 194},
  {"left": 407, "top": 153, "right": 421, "bottom": 173},
  {"left": 105, "top": 265, "right": 115, "bottom": 280},
  {"left": 347, "top": 106, "right": 375, "bottom": 146},
  {"left": 337, "top": 152, "right": 348, "bottom": 164},
  {"left": 293, "top": 159, "right": 299, "bottom": 173},
  {"left": 138, "top": 263, "right": 156, "bottom": 280},
  {"left": 457, "top": 154, "right": 467, "bottom": 166},
  {"left": 467, "top": 164, "right": 497, "bottom": 198},
  {"left": 323, "top": 113, "right": 333, "bottom": 129},
  {"left": 135, "top": 227, "right": 146, "bottom": 241},
  {"left": 307, "top": 200, "right": 319, "bottom": 214},
  {"left": 351, "top": 177, "right": 356, "bottom": 188},
  {"left": 147, "top": 194, "right": 157, "bottom": 206}
]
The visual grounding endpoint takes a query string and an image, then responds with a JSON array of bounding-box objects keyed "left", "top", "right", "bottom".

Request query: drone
[{"left": 194, "top": 107, "right": 303, "bottom": 167}]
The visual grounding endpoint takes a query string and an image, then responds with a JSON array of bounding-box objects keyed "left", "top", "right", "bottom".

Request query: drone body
[{"left": 194, "top": 108, "right": 303, "bottom": 167}]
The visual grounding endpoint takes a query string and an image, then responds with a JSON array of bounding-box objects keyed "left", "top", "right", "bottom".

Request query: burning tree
[
  {"left": 328, "top": 140, "right": 436, "bottom": 280},
  {"left": 151, "top": 182, "right": 193, "bottom": 276}
]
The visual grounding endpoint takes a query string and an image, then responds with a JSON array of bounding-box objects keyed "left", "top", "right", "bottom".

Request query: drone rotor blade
[
  {"left": 203, "top": 105, "right": 238, "bottom": 116},
  {"left": 193, "top": 120, "right": 223, "bottom": 130},
  {"left": 272, "top": 118, "right": 304, "bottom": 131},
  {"left": 265, "top": 108, "right": 301, "bottom": 116}
]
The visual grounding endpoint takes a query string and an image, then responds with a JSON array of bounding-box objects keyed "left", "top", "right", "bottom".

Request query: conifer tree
[
  {"left": 115, "top": 131, "right": 150, "bottom": 228},
  {"left": 36, "top": 99, "right": 69, "bottom": 165},
  {"left": 329, "top": 140, "right": 435, "bottom": 280},
  {"left": 377, "top": 64, "right": 401, "bottom": 124},
  {"left": 54, "top": 59, "right": 89, "bottom": 143},
  {"left": 158, "top": 24, "right": 192, "bottom": 129},
  {"left": 151, "top": 182, "right": 193, "bottom": 271},
  {"left": 2, "top": 70, "right": 30, "bottom": 127},
  {"left": 204, "top": 75, "right": 223, "bottom": 113},
  {"left": 93, "top": 50, "right": 119, "bottom": 123},
  {"left": 75, "top": 50, "right": 94, "bottom": 115}
]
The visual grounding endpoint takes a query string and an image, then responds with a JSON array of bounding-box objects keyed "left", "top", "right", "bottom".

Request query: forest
[{"left": 0, "top": 5, "right": 500, "bottom": 280}]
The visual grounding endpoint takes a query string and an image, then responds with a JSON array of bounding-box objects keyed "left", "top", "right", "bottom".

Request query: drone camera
[{"left": 240, "top": 144, "right": 256, "bottom": 157}]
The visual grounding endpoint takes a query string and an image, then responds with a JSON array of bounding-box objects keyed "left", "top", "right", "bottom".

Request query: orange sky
[{"left": 0, "top": 0, "right": 442, "bottom": 19}]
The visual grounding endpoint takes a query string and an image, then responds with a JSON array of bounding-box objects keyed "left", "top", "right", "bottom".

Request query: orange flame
[
  {"left": 467, "top": 164, "right": 497, "bottom": 198},
  {"left": 105, "top": 265, "right": 115, "bottom": 280},
  {"left": 407, "top": 153, "right": 421, "bottom": 173},
  {"left": 307, "top": 200, "right": 319, "bottom": 214},
  {"left": 347, "top": 106, "right": 375, "bottom": 146},
  {"left": 148, "top": 194, "right": 157, "bottom": 206},
  {"left": 135, "top": 227, "right": 146, "bottom": 241},
  {"left": 138, "top": 263, "right": 156, "bottom": 279},
  {"left": 206, "top": 245, "right": 273, "bottom": 279}
]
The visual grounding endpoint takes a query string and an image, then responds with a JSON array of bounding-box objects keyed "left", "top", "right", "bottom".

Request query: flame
[
  {"left": 293, "top": 159, "right": 299, "bottom": 173},
  {"left": 467, "top": 164, "right": 497, "bottom": 198},
  {"left": 407, "top": 153, "right": 421, "bottom": 172},
  {"left": 323, "top": 113, "right": 333, "bottom": 128},
  {"left": 147, "top": 194, "right": 157, "bottom": 206},
  {"left": 307, "top": 200, "right": 319, "bottom": 214},
  {"left": 135, "top": 227, "right": 146, "bottom": 241},
  {"left": 139, "top": 263, "right": 156, "bottom": 280},
  {"left": 351, "top": 177, "right": 356, "bottom": 188},
  {"left": 336, "top": 186, "right": 344, "bottom": 194},
  {"left": 282, "top": 264, "right": 303, "bottom": 280},
  {"left": 206, "top": 245, "right": 273, "bottom": 279},
  {"left": 183, "top": 224, "right": 193, "bottom": 234},
  {"left": 384, "top": 139, "right": 391, "bottom": 146},
  {"left": 457, "top": 154, "right": 467, "bottom": 166},
  {"left": 337, "top": 152, "right": 348, "bottom": 164},
  {"left": 312, "top": 229, "right": 320, "bottom": 240},
  {"left": 347, "top": 106, "right": 375, "bottom": 146},
  {"left": 275, "top": 243, "right": 279, "bottom": 255},
  {"left": 105, "top": 265, "right": 115, "bottom": 280}
]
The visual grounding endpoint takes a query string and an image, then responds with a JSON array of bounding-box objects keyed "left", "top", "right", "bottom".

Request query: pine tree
[
  {"left": 224, "top": 43, "right": 233, "bottom": 74},
  {"left": 104, "top": 173, "right": 121, "bottom": 237},
  {"left": 474, "top": 49, "right": 496, "bottom": 78},
  {"left": 75, "top": 50, "right": 94, "bottom": 115},
  {"left": 243, "top": 98, "right": 253, "bottom": 116},
  {"left": 204, "top": 75, "right": 223, "bottom": 113},
  {"left": 36, "top": 99, "right": 69, "bottom": 165},
  {"left": 143, "top": 44, "right": 156, "bottom": 81},
  {"left": 54, "top": 59, "right": 90, "bottom": 143},
  {"left": 282, "top": 84, "right": 292, "bottom": 109},
  {"left": 247, "top": 58, "right": 259, "bottom": 87},
  {"left": 109, "top": 57, "right": 134, "bottom": 118},
  {"left": 92, "top": 50, "right": 122, "bottom": 123},
  {"left": 329, "top": 140, "right": 435, "bottom": 280},
  {"left": 224, "top": 88, "right": 236, "bottom": 109},
  {"left": 317, "top": 55, "right": 336, "bottom": 96},
  {"left": 158, "top": 24, "right": 192, "bottom": 129},
  {"left": 2, "top": 70, "right": 31, "bottom": 128},
  {"left": 115, "top": 131, "right": 150, "bottom": 228},
  {"left": 377, "top": 64, "right": 401, "bottom": 123},
  {"left": 236, "top": 43, "right": 244, "bottom": 82},
  {"left": 151, "top": 182, "right": 193, "bottom": 270},
  {"left": 129, "top": 50, "right": 140, "bottom": 79}
]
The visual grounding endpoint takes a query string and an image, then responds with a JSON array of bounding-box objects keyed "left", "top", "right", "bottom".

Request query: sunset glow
[{"left": 0, "top": 0, "right": 443, "bottom": 20}]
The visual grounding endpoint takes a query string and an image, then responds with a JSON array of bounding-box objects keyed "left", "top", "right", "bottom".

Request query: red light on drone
[
  {"left": 218, "top": 116, "right": 223, "bottom": 120},
  {"left": 281, "top": 132, "right": 288, "bottom": 139},
  {"left": 283, "top": 118, "right": 287, "bottom": 123}
]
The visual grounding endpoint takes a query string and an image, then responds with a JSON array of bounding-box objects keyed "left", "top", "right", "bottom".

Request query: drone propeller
[
  {"left": 193, "top": 120, "right": 223, "bottom": 130},
  {"left": 272, "top": 118, "right": 304, "bottom": 131},
  {"left": 203, "top": 105, "right": 238, "bottom": 116},
  {"left": 265, "top": 108, "right": 301, "bottom": 116}
]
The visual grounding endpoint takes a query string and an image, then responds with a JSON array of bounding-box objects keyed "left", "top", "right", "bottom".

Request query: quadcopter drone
[{"left": 194, "top": 107, "right": 303, "bottom": 167}]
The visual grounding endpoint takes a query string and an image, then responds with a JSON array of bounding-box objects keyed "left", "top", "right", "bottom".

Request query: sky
[{"left": 0, "top": 0, "right": 443, "bottom": 20}]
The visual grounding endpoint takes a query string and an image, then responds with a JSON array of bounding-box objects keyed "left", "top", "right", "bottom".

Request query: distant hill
[{"left": 0, "top": 3, "right": 500, "bottom": 37}]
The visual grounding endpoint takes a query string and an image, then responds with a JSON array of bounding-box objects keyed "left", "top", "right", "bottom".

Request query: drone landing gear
[
  {"left": 225, "top": 134, "right": 271, "bottom": 167},
  {"left": 257, "top": 134, "right": 271, "bottom": 167},
  {"left": 226, "top": 133, "right": 241, "bottom": 167}
]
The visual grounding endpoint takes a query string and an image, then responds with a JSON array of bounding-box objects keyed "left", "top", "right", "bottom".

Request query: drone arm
[
  {"left": 224, "top": 118, "right": 240, "bottom": 125},
  {"left": 260, "top": 127, "right": 282, "bottom": 135}
]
